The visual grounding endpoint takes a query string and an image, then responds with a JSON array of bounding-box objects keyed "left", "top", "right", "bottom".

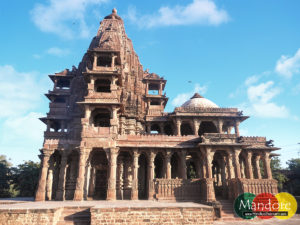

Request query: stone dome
[{"left": 181, "top": 93, "right": 219, "bottom": 108}]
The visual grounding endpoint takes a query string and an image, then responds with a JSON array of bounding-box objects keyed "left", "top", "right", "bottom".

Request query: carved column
[
  {"left": 263, "top": 151, "right": 272, "bottom": 179},
  {"left": 55, "top": 152, "right": 68, "bottom": 200},
  {"left": 131, "top": 149, "right": 139, "bottom": 200},
  {"left": 35, "top": 149, "right": 52, "bottom": 201},
  {"left": 180, "top": 150, "right": 187, "bottom": 179},
  {"left": 226, "top": 151, "right": 235, "bottom": 179},
  {"left": 93, "top": 54, "right": 97, "bottom": 70},
  {"left": 254, "top": 155, "right": 262, "bottom": 179},
  {"left": 74, "top": 149, "right": 88, "bottom": 201},
  {"left": 203, "top": 147, "right": 215, "bottom": 201},
  {"left": 233, "top": 148, "right": 241, "bottom": 178},
  {"left": 107, "top": 147, "right": 119, "bottom": 200},
  {"left": 165, "top": 151, "right": 172, "bottom": 179},
  {"left": 176, "top": 119, "right": 181, "bottom": 136},
  {"left": 245, "top": 151, "right": 253, "bottom": 179},
  {"left": 148, "top": 151, "right": 156, "bottom": 200}
]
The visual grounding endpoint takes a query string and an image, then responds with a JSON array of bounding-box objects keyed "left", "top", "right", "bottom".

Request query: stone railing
[
  {"left": 174, "top": 107, "right": 238, "bottom": 113},
  {"left": 201, "top": 133, "right": 237, "bottom": 144},
  {"left": 154, "top": 179, "right": 202, "bottom": 201},
  {"left": 83, "top": 126, "right": 110, "bottom": 137},
  {"left": 147, "top": 108, "right": 164, "bottom": 116},
  {"left": 228, "top": 178, "right": 278, "bottom": 200}
]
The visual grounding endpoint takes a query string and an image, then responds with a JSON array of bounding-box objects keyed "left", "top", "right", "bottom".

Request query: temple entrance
[
  {"left": 88, "top": 149, "right": 108, "bottom": 200},
  {"left": 212, "top": 151, "right": 228, "bottom": 199},
  {"left": 138, "top": 153, "right": 148, "bottom": 199}
]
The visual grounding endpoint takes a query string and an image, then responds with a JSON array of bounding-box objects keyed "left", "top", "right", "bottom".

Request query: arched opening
[
  {"left": 150, "top": 124, "right": 161, "bottom": 134},
  {"left": 181, "top": 122, "right": 193, "bottom": 136},
  {"left": 154, "top": 153, "right": 164, "bottom": 178},
  {"left": 198, "top": 121, "right": 218, "bottom": 136},
  {"left": 212, "top": 152, "right": 228, "bottom": 199},
  {"left": 164, "top": 123, "right": 174, "bottom": 135},
  {"left": 95, "top": 79, "right": 111, "bottom": 93},
  {"left": 186, "top": 153, "right": 197, "bottom": 179},
  {"left": 116, "top": 151, "right": 132, "bottom": 200},
  {"left": 92, "top": 108, "right": 111, "bottom": 127},
  {"left": 138, "top": 153, "right": 148, "bottom": 199},
  {"left": 65, "top": 151, "right": 79, "bottom": 200},
  {"left": 47, "top": 150, "right": 61, "bottom": 200},
  {"left": 171, "top": 152, "right": 180, "bottom": 178},
  {"left": 148, "top": 83, "right": 159, "bottom": 95},
  {"left": 88, "top": 149, "right": 108, "bottom": 200}
]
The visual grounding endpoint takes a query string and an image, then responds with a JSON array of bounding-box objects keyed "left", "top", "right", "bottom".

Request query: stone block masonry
[{"left": 91, "top": 207, "right": 214, "bottom": 225}]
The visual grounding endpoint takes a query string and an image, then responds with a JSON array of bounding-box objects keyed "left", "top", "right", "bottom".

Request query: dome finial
[
  {"left": 112, "top": 8, "right": 117, "bottom": 14},
  {"left": 191, "top": 93, "right": 203, "bottom": 99}
]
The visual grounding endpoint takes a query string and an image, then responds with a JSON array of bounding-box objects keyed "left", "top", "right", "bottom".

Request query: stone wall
[
  {"left": 0, "top": 208, "right": 61, "bottom": 225},
  {"left": 91, "top": 207, "right": 214, "bottom": 225}
]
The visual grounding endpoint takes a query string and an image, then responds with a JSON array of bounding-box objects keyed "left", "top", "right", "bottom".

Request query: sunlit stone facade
[{"left": 35, "top": 9, "right": 279, "bottom": 202}]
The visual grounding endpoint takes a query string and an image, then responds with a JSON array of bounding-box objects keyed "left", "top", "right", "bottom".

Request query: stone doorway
[
  {"left": 138, "top": 153, "right": 148, "bottom": 199},
  {"left": 94, "top": 167, "right": 108, "bottom": 200}
]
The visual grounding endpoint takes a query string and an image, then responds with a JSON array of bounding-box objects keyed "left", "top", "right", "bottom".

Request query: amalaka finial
[{"left": 112, "top": 8, "right": 117, "bottom": 14}]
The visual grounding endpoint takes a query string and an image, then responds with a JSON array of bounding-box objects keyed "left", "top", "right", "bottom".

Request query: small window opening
[
  {"left": 95, "top": 79, "right": 111, "bottom": 92},
  {"left": 97, "top": 55, "right": 112, "bottom": 67},
  {"left": 57, "top": 79, "right": 70, "bottom": 89},
  {"left": 164, "top": 124, "right": 174, "bottom": 135},
  {"left": 148, "top": 83, "right": 159, "bottom": 95},
  {"left": 53, "top": 97, "right": 66, "bottom": 103},
  {"left": 150, "top": 124, "right": 161, "bottom": 134},
  {"left": 93, "top": 109, "right": 111, "bottom": 127},
  {"left": 150, "top": 100, "right": 160, "bottom": 105},
  {"left": 181, "top": 123, "right": 193, "bottom": 136}
]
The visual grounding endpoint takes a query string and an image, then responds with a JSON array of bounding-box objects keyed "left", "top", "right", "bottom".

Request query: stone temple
[{"left": 35, "top": 9, "right": 279, "bottom": 204}]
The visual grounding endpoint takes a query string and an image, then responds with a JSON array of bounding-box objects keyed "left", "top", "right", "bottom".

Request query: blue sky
[{"left": 0, "top": 0, "right": 299, "bottom": 167}]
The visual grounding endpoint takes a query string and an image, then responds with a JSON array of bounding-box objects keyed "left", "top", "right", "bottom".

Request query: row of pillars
[{"left": 35, "top": 147, "right": 272, "bottom": 201}]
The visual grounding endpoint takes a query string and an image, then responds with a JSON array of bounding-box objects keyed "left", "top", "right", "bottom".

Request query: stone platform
[{"left": 0, "top": 200, "right": 214, "bottom": 225}]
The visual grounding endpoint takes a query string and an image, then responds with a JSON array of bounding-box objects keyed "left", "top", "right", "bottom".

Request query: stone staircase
[
  {"left": 56, "top": 207, "right": 91, "bottom": 225},
  {"left": 218, "top": 200, "right": 243, "bottom": 221}
]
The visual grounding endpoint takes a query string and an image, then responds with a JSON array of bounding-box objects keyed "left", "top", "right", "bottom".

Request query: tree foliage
[
  {"left": 270, "top": 156, "right": 288, "bottom": 192},
  {"left": 0, "top": 155, "right": 40, "bottom": 198}
]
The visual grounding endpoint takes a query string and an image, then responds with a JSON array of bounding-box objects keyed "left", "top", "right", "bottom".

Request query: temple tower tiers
[{"left": 35, "top": 9, "right": 279, "bottom": 202}]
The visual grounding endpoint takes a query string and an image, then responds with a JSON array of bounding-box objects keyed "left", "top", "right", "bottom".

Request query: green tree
[
  {"left": 286, "top": 158, "right": 300, "bottom": 195},
  {"left": 11, "top": 161, "right": 40, "bottom": 197},
  {"left": 0, "top": 155, "right": 15, "bottom": 197},
  {"left": 287, "top": 158, "right": 300, "bottom": 171},
  {"left": 270, "top": 157, "right": 288, "bottom": 192}
]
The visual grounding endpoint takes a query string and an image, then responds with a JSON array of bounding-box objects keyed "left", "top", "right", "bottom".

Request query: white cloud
[
  {"left": 128, "top": 0, "right": 229, "bottom": 28},
  {"left": 245, "top": 75, "right": 259, "bottom": 86},
  {"left": 240, "top": 80, "right": 289, "bottom": 118},
  {"left": 172, "top": 83, "right": 207, "bottom": 106},
  {"left": 30, "top": 0, "right": 108, "bottom": 39},
  {"left": 275, "top": 48, "right": 300, "bottom": 78},
  {"left": 47, "top": 47, "right": 70, "bottom": 57},
  {"left": 0, "top": 65, "right": 49, "bottom": 118}
]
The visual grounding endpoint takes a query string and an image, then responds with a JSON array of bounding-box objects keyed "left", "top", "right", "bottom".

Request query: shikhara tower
[{"left": 35, "top": 9, "right": 279, "bottom": 202}]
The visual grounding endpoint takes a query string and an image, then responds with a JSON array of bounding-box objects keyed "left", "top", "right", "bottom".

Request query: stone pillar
[
  {"left": 203, "top": 147, "right": 216, "bottom": 202},
  {"left": 146, "top": 123, "right": 151, "bottom": 134},
  {"left": 245, "top": 151, "right": 253, "bottom": 179},
  {"left": 46, "top": 120, "right": 50, "bottom": 132},
  {"left": 263, "top": 152, "right": 272, "bottom": 179},
  {"left": 74, "top": 149, "right": 88, "bottom": 201},
  {"left": 107, "top": 147, "right": 119, "bottom": 200},
  {"left": 35, "top": 149, "right": 52, "bottom": 201},
  {"left": 165, "top": 151, "right": 172, "bottom": 179},
  {"left": 93, "top": 54, "right": 97, "bottom": 69},
  {"left": 148, "top": 151, "right": 156, "bottom": 200},
  {"left": 254, "top": 155, "right": 262, "bottom": 179},
  {"left": 193, "top": 120, "right": 200, "bottom": 136},
  {"left": 218, "top": 119, "right": 223, "bottom": 134},
  {"left": 131, "top": 149, "right": 139, "bottom": 200},
  {"left": 233, "top": 148, "right": 241, "bottom": 178},
  {"left": 55, "top": 152, "right": 68, "bottom": 200},
  {"left": 46, "top": 169, "right": 53, "bottom": 200},
  {"left": 234, "top": 121, "right": 240, "bottom": 136},
  {"left": 117, "top": 162, "right": 124, "bottom": 200},
  {"left": 159, "top": 82, "right": 163, "bottom": 95},
  {"left": 176, "top": 119, "right": 181, "bottom": 136},
  {"left": 180, "top": 150, "right": 187, "bottom": 179}
]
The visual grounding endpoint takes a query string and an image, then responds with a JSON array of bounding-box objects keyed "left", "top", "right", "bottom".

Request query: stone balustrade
[
  {"left": 154, "top": 179, "right": 202, "bottom": 201},
  {"left": 174, "top": 107, "right": 238, "bottom": 113}
]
